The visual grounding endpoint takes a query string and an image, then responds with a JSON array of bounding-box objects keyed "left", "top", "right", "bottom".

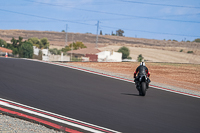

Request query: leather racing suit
[{"left": 134, "top": 65, "right": 151, "bottom": 87}]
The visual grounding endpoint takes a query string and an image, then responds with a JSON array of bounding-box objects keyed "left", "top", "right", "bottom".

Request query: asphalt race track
[{"left": 0, "top": 58, "right": 200, "bottom": 133}]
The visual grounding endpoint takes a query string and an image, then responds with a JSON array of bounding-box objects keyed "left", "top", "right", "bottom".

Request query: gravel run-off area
[{"left": 0, "top": 113, "right": 62, "bottom": 133}]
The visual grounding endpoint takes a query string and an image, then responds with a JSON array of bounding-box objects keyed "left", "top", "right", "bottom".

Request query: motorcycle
[{"left": 135, "top": 75, "right": 150, "bottom": 96}]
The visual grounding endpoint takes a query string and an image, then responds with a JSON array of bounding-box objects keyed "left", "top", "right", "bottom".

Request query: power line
[
  {"left": 101, "top": 25, "right": 200, "bottom": 38},
  {"left": 0, "top": 8, "right": 199, "bottom": 38},
  {"left": 1, "top": 12, "right": 199, "bottom": 23},
  {"left": 24, "top": 0, "right": 200, "bottom": 24},
  {"left": 0, "top": 20, "right": 57, "bottom": 23},
  {"left": 0, "top": 9, "right": 94, "bottom": 26},
  {"left": 120, "top": 0, "right": 200, "bottom": 9}
]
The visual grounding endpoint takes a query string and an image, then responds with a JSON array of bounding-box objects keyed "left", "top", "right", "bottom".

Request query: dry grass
[{"left": 98, "top": 46, "right": 200, "bottom": 64}]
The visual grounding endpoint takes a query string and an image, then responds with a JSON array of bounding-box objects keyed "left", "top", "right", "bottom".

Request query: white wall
[
  {"left": 33, "top": 46, "right": 49, "bottom": 61},
  {"left": 48, "top": 54, "right": 70, "bottom": 61},
  {"left": 107, "top": 51, "right": 122, "bottom": 62},
  {"left": 33, "top": 46, "right": 39, "bottom": 56},
  {"left": 96, "top": 51, "right": 122, "bottom": 62}
]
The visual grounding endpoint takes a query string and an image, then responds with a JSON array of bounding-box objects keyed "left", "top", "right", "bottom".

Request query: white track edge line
[
  {"left": 0, "top": 101, "right": 106, "bottom": 133},
  {"left": 0, "top": 98, "right": 121, "bottom": 133}
]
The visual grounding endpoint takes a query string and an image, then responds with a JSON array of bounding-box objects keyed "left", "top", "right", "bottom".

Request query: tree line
[
  {"left": 49, "top": 41, "right": 87, "bottom": 55},
  {"left": 0, "top": 36, "right": 49, "bottom": 58},
  {"left": 100, "top": 29, "right": 125, "bottom": 36}
]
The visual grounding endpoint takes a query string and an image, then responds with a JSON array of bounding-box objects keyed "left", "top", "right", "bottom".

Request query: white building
[
  {"left": 42, "top": 49, "right": 49, "bottom": 61},
  {"left": 33, "top": 46, "right": 39, "bottom": 56},
  {"left": 96, "top": 50, "right": 122, "bottom": 62},
  {"left": 33, "top": 46, "right": 49, "bottom": 61}
]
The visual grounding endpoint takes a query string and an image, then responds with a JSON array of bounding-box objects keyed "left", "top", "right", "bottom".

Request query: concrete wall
[{"left": 48, "top": 54, "right": 70, "bottom": 61}]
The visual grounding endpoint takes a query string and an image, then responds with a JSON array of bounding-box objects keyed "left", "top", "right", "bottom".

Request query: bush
[
  {"left": 71, "top": 57, "right": 82, "bottom": 62},
  {"left": 137, "top": 54, "right": 144, "bottom": 62},
  {"left": 187, "top": 51, "right": 193, "bottom": 54},
  {"left": 19, "top": 42, "right": 33, "bottom": 58},
  {"left": 180, "top": 49, "right": 183, "bottom": 52},
  {"left": 193, "top": 38, "right": 200, "bottom": 43},
  {"left": 117, "top": 46, "right": 130, "bottom": 59},
  {"left": 61, "top": 46, "right": 71, "bottom": 52},
  {"left": 127, "top": 56, "right": 132, "bottom": 59},
  {"left": 49, "top": 48, "right": 61, "bottom": 55}
]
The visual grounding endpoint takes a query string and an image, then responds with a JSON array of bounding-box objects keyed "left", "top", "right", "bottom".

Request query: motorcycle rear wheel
[{"left": 140, "top": 82, "right": 146, "bottom": 96}]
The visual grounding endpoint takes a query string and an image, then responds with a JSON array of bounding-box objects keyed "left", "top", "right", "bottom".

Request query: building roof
[
  {"left": 0, "top": 47, "right": 13, "bottom": 53},
  {"left": 68, "top": 48, "right": 101, "bottom": 55}
]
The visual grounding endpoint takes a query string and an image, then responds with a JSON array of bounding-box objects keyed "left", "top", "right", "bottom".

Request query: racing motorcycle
[{"left": 135, "top": 75, "right": 150, "bottom": 96}]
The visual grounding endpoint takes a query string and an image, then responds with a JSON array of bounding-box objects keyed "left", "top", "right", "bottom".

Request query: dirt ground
[{"left": 68, "top": 62, "right": 200, "bottom": 92}]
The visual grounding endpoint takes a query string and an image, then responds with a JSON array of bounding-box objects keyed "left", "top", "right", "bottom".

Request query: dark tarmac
[{"left": 0, "top": 58, "right": 200, "bottom": 133}]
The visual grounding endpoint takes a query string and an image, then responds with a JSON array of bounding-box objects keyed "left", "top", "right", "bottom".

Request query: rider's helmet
[{"left": 140, "top": 62, "right": 145, "bottom": 66}]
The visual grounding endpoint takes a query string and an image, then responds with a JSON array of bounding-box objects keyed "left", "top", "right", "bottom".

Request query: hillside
[{"left": 0, "top": 29, "right": 200, "bottom": 63}]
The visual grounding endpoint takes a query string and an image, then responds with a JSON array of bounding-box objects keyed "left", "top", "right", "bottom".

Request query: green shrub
[
  {"left": 49, "top": 48, "right": 61, "bottom": 55},
  {"left": 127, "top": 56, "right": 132, "bottom": 59},
  {"left": 193, "top": 38, "right": 200, "bottom": 43},
  {"left": 187, "top": 51, "right": 193, "bottom": 53},
  {"left": 180, "top": 49, "right": 183, "bottom": 52},
  {"left": 137, "top": 54, "right": 144, "bottom": 62},
  {"left": 117, "top": 46, "right": 130, "bottom": 59}
]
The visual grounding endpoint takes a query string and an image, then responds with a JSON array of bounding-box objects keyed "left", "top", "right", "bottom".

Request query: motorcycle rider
[{"left": 134, "top": 62, "right": 151, "bottom": 88}]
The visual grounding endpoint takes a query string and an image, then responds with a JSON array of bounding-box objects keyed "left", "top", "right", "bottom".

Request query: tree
[
  {"left": 0, "top": 39, "right": 7, "bottom": 47},
  {"left": 100, "top": 30, "right": 102, "bottom": 35},
  {"left": 19, "top": 42, "right": 33, "bottom": 58},
  {"left": 116, "top": 29, "right": 124, "bottom": 36},
  {"left": 61, "top": 30, "right": 65, "bottom": 32},
  {"left": 117, "top": 46, "right": 130, "bottom": 59},
  {"left": 11, "top": 36, "right": 24, "bottom": 48},
  {"left": 61, "top": 46, "right": 71, "bottom": 52},
  {"left": 69, "top": 42, "right": 87, "bottom": 50},
  {"left": 12, "top": 48, "right": 19, "bottom": 55},
  {"left": 28, "top": 37, "right": 39, "bottom": 44},
  {"left": 28, "top": 37, "right": 42, "bottom": 48},
  {"left": 18, "top": 36, "right": 23, "bottom": 47},
  {"left": 28, "top": 37, "right": 49, "bottom": 49},
  {"left": 11, "top": 37, "right": 18, "bottom": 48},
  {"left": 111, "top": 31, "right": 116, "bottom": 36},
  {"left": 40, "top": 38, "right": 49, "bottom": 49},
  {"left": 137, "top": 54, "right": 144, "bottom": 62},
  {"left": 193, "top": 38, "right": 200, "bottom": 43}
]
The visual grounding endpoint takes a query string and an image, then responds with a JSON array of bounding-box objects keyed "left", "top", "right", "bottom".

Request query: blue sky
[{"left": 0, "top": 0, "right": 200, "bottom": 41}]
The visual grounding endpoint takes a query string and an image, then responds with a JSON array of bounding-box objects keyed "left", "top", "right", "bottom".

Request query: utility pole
[
  {"left": 71, "top": 33, "right": 73, "bottom": 61},
  {"left": 95, "top": 21, "right": 99, "bottom": 48},
  {"left": 65, "top": 24, "right": 68, "bottom": 47}
]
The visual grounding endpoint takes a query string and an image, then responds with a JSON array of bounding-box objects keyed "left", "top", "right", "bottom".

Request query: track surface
[{"left": 0, "top": 58, "right": 200, "bottom": 133}]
